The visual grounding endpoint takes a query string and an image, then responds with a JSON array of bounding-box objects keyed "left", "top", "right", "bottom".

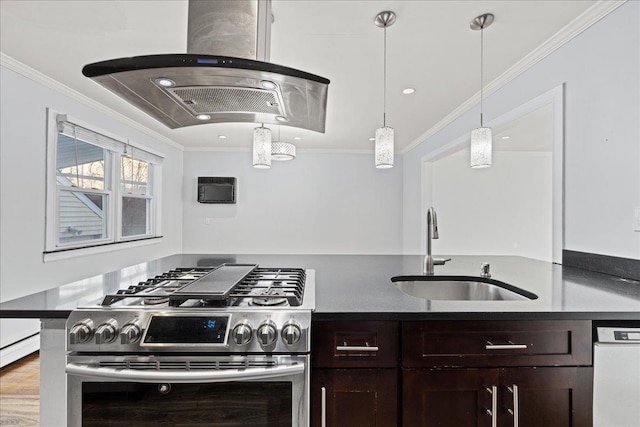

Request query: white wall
[
  {"left": 0, "top": 66, "right": 184, "bottom": 302},
  {"left": 182, "top": 151, "right": 403, "bottom": 254},
  {"left": 428, "top": 151, "right": 552, "bottom": 261},
  {"left": 0, "top": 65, "right": 184, "bottom": 357},
  {"left": 403, "top": 2, "right": 640, "bottom": 260}
]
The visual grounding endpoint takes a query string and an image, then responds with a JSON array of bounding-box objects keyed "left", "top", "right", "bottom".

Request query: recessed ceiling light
[
  {"left": 218, "top": 135, "right": 227, "bottom": 139},
  {"left": 275, "top": 116, "right": 288, "bottom": 122},
  {"left": 261, "top": 80, "right": 277, "bottom": 90},
  {"left": 369, "top": 137, "right": 375, "bottom": 141},
  {"left": 196, "top": 114, "right": 211, "bottom": 120},
  {"left": 294, "top": 136, "right": 301, "bottom": 141},
  {"left": 155, "top": 78, "right": 175, "bottom": 87},
  {"left": 501, "top": 136, "right": 511, "bottom": 140},
  {"left": 402, "top": 88, "right": 415, "bottom": 95}
]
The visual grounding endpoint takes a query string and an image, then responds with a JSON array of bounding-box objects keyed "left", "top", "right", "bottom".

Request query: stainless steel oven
[
  {"left": 66, "top": 354, "right": 309, "bottom": 426},
  {"left": 65, "top": 265, "right": 314, "bottom": 427}
]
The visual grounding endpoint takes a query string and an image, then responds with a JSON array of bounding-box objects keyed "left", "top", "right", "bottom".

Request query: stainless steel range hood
[{"left": 82, "top": 0, "right": 329, "bottom": 132}]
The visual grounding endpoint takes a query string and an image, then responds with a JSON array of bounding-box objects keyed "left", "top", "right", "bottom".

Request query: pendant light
[
  {"left": 272, "top": 127, "right": 297, "bottom": 161},
  {"left": 470, "top": 13, "right": 494, "bottom": 169},
  {"left": 374, "top": 11, "right": 396, "bottom": 169},
  {"left": 253, "top": 125, "right": 271, "bottom": 169}
]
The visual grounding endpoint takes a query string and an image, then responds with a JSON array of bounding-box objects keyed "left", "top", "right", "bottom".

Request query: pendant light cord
[
  {"left": 383, "top": 25, "right": 387, "bottom": 127},
  {"left": 480, "top": 24, "right": 484, "bottom": 127}
]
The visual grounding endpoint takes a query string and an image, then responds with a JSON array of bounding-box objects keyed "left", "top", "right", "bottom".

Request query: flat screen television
[{"left": 197, "top": 177, "right": 236, "bottom": 204}]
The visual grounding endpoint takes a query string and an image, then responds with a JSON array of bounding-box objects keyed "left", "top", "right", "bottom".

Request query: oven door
[{"left": 66, "top": 354, "right": 309, "bottom": 427}]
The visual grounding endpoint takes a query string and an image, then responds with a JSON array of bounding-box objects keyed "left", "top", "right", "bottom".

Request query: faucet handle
[
  {"left": 480, "top": 263, "right": 491, "bottom": 278},
  {"left": 433, "top": 258, "right": 451, "bottom": 266}
]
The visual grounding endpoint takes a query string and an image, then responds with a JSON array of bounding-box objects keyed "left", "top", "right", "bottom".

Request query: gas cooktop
[{"left": 100, "top": 264, "right": 308, "bottom": 309}]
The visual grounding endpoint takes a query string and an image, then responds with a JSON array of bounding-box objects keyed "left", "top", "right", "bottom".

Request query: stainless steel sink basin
[{"left": 391, "top": 276, "right": 538, "bottom": 301}]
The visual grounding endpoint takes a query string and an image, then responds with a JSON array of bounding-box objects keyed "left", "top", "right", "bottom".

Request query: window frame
[
  {"left": 45, "top": 109, "right": 163, "bottom": 255},
  {"left": 117, "top": 154, "right": 155, "bottom": 241}
]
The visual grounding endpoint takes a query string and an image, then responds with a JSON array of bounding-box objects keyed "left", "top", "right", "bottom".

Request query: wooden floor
[{"left": 0, "top": 352, "right": 40, "bottom": 426}]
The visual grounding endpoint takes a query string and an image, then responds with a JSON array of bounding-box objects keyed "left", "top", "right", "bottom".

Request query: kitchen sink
[{"left": 390, "top": 275, "right": 538, "bottom": 301}]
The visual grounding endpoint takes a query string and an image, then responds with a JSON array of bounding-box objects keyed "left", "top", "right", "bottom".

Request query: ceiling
[{"left": 0, "top": 0, "right": 597, "bottom": 154}]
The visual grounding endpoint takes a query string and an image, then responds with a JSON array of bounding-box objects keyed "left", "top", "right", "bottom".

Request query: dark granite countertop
[{"left": 1, "top": 254, "right": 639, "bottom": 321}]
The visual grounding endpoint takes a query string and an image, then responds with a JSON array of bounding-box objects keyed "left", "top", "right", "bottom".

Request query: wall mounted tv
[{"left": 197, "top": 177, "right": 236, "bottom": 204}]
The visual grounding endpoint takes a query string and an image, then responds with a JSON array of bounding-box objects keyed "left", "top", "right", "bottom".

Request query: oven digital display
[
  {"left": 142, "top": 315, "right": 229, "bottom": 345},
  {"left": 614, "top": 330, "right": 640, "bottom": 341}
]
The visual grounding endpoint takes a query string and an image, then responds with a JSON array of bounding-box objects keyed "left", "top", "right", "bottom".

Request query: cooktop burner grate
[
  {"left": 100, "top": 265, "right": 306, "bottom": 308},
  {"left": 101, "top": 267, "right": 214, "bottom": 306},
  {"left": 230, "top": 268, "right": 306, "bottom": 306}
]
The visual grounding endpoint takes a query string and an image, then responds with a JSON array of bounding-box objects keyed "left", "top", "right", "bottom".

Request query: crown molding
[
  {"left": 0, "top": 52, "right": 183, "bottom": 151},
  {"left": 401, "top": 0, "right": 626, "bottom": 154}
]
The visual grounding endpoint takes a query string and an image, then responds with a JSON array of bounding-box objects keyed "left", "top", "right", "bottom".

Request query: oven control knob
[
  {"left": 69, "top": 319, "right": 94, "bottom": 344},
  {"left": 95, "top": 319, "right": 119, "bottom": 344},
  {"left": 281, "top": 322, "right": 302, "bottom": 346},
  {"left": 120, "top": 322, "right": 142, "bottom": 344},
  {"left": 257, "top": 321, "right": 278, "bottom": 347},
  {"left": 232, "top": 321, "right": 253, "bottom": 346}
]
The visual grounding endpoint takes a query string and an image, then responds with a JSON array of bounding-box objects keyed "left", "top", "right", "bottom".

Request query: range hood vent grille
[{"left": 168, "top": 86, "right": 285, "bottom": 116}]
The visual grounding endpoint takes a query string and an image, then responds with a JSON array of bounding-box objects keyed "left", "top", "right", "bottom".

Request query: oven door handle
[{"left": 66, "top": 362, "right": 305, "bottom": 383}]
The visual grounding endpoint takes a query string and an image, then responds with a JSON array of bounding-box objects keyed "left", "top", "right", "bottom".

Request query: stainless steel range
[{"left": 65, "top": 263, "right": 314, "bottom": 427}]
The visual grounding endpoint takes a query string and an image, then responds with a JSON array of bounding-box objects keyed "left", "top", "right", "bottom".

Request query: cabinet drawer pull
[
  {"left": 336, "top": 340, "right": 379, "bottom": 352},
  {"left": 485, "top": 340, "right": 527, "bottom": 350},
  {"left": 336, "top": 345, "right": 380, "bottom": 352}
]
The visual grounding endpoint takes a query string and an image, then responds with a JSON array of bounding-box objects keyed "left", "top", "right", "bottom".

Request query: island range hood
[{"left": 82, "top": 0, "right": 329, "bottom": 132}]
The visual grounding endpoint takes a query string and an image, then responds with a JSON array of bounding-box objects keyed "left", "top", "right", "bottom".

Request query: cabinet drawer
[
  {"left": 312, "top": 321, "right": 399, "bottom": 368},
  {"left": 403, "top": 320, "right": 592, "bottom": 367}
]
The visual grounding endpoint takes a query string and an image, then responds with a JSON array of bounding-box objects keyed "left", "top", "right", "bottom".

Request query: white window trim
[
  {"left": 45, "top": 108, "right": 164, "bottom": 257},
  {"left": 43, "top": 236, "right": 163, "bottom": 263}
]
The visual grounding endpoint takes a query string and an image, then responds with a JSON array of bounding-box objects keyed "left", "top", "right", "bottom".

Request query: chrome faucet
[{"left": 423, "top": 207, "right": 450, "bottom": 275}]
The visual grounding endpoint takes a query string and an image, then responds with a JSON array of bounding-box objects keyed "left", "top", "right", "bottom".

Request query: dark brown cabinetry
[
  {"left": 311, "top": 319, "right": 593, "bottom": 427},
  {"left": 402, "top": 320, "right": 593, "bottom": 427},
  {"left": 311, "top": 321, "right": 399, "bottom": 426},
  {"left": 312, "top": 368, "right": 398, "bottom": 426},
  {"left": 402, "top": 320, "right": 592, "bottom": 367},
  {"left": 403, "top": 367, "right": 592, "bottom": 427}
]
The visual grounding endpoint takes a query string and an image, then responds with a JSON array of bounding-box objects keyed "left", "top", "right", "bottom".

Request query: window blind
[{"left": 56, "top": 115, "right": 164, "bottom": 164}]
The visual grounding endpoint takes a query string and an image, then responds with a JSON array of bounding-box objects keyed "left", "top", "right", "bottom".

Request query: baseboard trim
[{"left": 0, "top": 334, "right": 40, "bottom": 368}]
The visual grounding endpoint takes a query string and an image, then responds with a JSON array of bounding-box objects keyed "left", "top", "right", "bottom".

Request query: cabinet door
[
  {"left": 403, "top": 368, "right": 498, "bottom": 427},
  {"left": 502, "top": 367, "right": 593, "bottom": 427},
  {"left": 312, "top": 368, "right": 398, "bottom": 427}
]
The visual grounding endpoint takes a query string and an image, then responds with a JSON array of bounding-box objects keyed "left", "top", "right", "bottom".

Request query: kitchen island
[
  {"left": 1, "top": 254, "right": 639, "bottom": 426},
  {"left": 2, "top": 253, "right": 639, "bottom": 319}
]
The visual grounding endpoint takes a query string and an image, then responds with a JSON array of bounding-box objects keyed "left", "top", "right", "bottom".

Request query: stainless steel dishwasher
[{"left": 593, "top": 327, "right": 640, "bottom": 427}]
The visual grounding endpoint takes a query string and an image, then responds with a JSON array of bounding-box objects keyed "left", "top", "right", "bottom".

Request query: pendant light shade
[
  {"left": 374, "top": 11, "right": 396, "bottom": 169},
  {"left": 375, "top": 126, "right": 394, "bottom": 168},
  {"left": 470, "top": 127, "right": 492, "bottom": 168},
  {"left": 272, "top": 142, "right": 296, "bottom": 161},
  {"left": 271, "top": 127, "right": 296, "bottom": 161},
  {"left": 470, "top": 13, "right": 494, "bottom": 169},
  {"left": 253, "top": 125, "right": 271, "bottom": 169}
]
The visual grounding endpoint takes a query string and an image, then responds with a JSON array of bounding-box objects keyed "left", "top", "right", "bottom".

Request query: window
[
  {"left": 45, "top": 109, "right": 163, "bottom": 253},
  {"left": 120, "top": 154, "right": 151, "bottom": 237}
]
